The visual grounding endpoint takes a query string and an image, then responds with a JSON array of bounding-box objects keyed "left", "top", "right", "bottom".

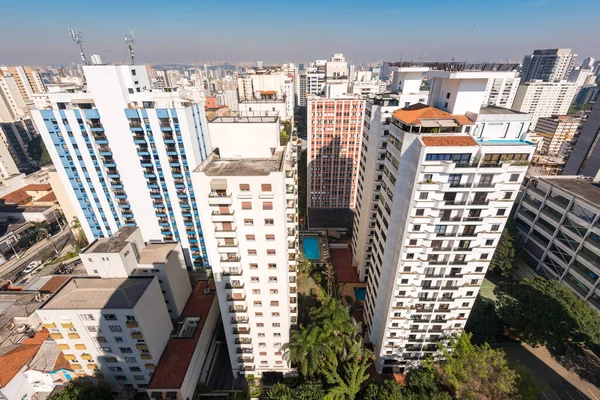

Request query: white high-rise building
[
  {"left": 193, "top": 115, "right": 298, "bottom": 378},
  {"left": 1, "top": 66, "right": 46, "bottom": 103},
  {"left": 359, "top": 103, "right": 534, "bottom": 373},
  {"left": 512, "top": 80, "right": 579, "bottom": 124},
  {"left": 482, "top": 73, "right": 520, "bottom": 108},
  {"left": 90, "top": 55, "right": 103, "bottom": 65},
  {"left": 81, "top": 226, "right": 192, "bottom": 321},
  {"left": 31, "top": 65, "right": 212, "bottom": 270},
  {"left": 0, "top": 73, "right": 28, "bottom": 122},
  {"left": 326, "top": 53, "right": 348, "bottom": 79},
  {"left": 36, "top": 277, "right": 172, "bottom": 389},
  {"left": 521, "top": 48, "right": 577, "bottom": 83}
]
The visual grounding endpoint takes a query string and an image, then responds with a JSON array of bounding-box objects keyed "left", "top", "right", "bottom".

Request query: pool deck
[
  {"left": 330, "top": 248, "right": 360, "bottom": 283},
  {"left": 299, "top": 232, "right": 329, "bottom": 265}
]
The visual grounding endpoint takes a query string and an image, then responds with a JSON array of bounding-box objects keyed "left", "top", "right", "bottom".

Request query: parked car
[{"left": 23, "top": 260, "right": 41, "bottom": 274}]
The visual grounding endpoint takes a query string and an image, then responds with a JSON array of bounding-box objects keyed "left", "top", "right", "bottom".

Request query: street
[{"left": 0, "top": 228, "right": 72, "bottom": 283}]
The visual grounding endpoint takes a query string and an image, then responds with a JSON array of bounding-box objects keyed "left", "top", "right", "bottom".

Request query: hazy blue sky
[{"left": 1, "top": 0, "right": 598, "bottom": 65}]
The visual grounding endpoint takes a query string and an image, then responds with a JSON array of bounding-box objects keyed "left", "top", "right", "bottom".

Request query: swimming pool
[
  {"left": 354, "top": 287, "right": 366, "bottom": 301},
  {"left": 302, "top": 237, "right": 320, "bottom": 260}
]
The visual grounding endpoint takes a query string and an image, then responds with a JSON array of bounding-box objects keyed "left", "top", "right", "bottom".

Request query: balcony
[
  {"left": 217, "top": 242, "right": 239, "bottom": 253},
  {"left": 225, "top": 282, "right": 245, "bottom": 289},
  {"left": 212, "top": 210, "right": 235, "bottom": 222},
  {"left": 431, "top": 247, "right": 452, "bottom": 252},
  {"left": 227, "top": 295, "right": 246, "bottom": 302},
  {"left": 428, "top": 260, "right": 448, "bottom": 265},
  {"left": 223, "top": 268, "right": 243, "bottom": 276},
  {"left": 468, "top": 200, "right": 490, "bottom": 206},
  {"left": 208, "top": 193, "right": 232, "bottom": 205},
  {"left": 230, "top": 306, "right": 248, "bottom": 313},
  {"left": 233, "top": 328, "right": 251, "bottom": 335},
  {"left": 231, "top": 317, "right": 250, "bottom": 324},
  {"left": 235, "top": 338, "right": 252, "bottom": 344}
]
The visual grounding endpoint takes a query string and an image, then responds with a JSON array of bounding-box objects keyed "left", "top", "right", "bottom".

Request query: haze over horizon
[{"left": 1, "top": 0, "right": 598, "bottom": 66}]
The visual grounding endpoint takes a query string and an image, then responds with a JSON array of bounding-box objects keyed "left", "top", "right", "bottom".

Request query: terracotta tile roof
[
  {"left": 22, "top": 184, "right": 52, "bottom": 192},
  {"left": 392, "top": 103, "right": 473, "bottom": 126},
  {"left": 260, "top": 90, "right": 276, "bottom": 95},
  {"left": 39, "top": 276, "right": 70, "bottom": 294},
  {"left": 422, "top": 136, "right": 479, "bottom": 147},
  {"left": 36, "top": 192, "right": 57, "bottom": 203},
  {"left": 0, "top": 329, "right": 49, "bottom": 388},
  {"left": 0, "top": 189, "right": 32, "bottom": 204},
  {"left": 53, "top": 352, "right": 71, "bottom": 371},
  {"left": 148, "top": 281, "right": 215, "bottom": 390}
]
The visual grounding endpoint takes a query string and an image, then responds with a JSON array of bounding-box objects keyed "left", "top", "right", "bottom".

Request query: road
[{"left": 0, "top": 228, "right": 72, "bottom": 283}]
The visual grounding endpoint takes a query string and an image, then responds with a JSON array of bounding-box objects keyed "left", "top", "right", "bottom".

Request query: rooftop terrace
[
  {"left": 197, "top": 148, "right": 285, "bottom": 177},
  {"left": 538, "top": 177, "right": 600, "bottom": 206}
]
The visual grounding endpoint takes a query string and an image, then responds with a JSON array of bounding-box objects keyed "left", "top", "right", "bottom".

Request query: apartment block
[
  {"left": 193, "top": 115, "right": 298, "bottom": 377},
  {"left": 482, "top": 73, "right": 520, "bottom": 109},
  {"left": 563, "top": 104, "right": 600, "bottom": 177},
  {"left": 361, "top": 104, "right": 534, "bottom": 373},
  {"left": 81, "top": 226, "right": 192, "bottom": 321},
  {"left": 2, "top": 66, "right": 46, "bottom": 102},
  {"left": 513, "top": 81, "right": 579, "bottom": 124},
  {"left": 0, "top": 118, "right": 37, "bottom": 175},
  {"left": 36, "top": 277, "right": 172, "bottom": 389},
  {"left": 31, "top": 65, "right": 212, "bottom": 269},
  {"left": 307, "top": 95, "right": 365, "bottom": 208},
  {"left": 515, "top": 176, "right": 600, "bottom": 312},
  {"left": 531, "top": 115, "right": 581, "bottom": 157},
  {"left": 521, "top": 49, "right": 576, "bottom": 83},
  {"left": 0, "top": 73, "right": 28, "bottom": 122}
]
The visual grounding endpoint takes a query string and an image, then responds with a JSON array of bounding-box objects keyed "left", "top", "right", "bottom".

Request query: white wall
[
  {"left": 0, "top": 366, "right": 35, "bottom": 400},
  {"left": 208, "top": 120, "right": 280, "bottom": 158}
]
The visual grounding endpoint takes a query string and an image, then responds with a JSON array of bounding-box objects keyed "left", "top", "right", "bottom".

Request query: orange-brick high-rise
[{"left": 307, "top": 95, "right": 365, "bottom": 208}]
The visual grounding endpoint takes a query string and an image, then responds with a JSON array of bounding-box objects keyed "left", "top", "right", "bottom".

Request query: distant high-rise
[
  {"left": 563, "top": 104, "right": 600, "bottom": 177},
  {"left": 521, "top": 49, "right": 576, "bottom": 83},
  {"left": 512, "top": 81, "right": 579, "bottom": 124},
  {"left": 90, "top": 54, "right": 103, "bottom": 65}
]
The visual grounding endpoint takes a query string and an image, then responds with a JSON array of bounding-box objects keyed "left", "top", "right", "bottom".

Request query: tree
[
  {"left": 434, "top": 332, "right": 539, "bottom": 400},
  {"left": 464, "top": 295, "right": 503, "bottom": 344},
  {"left": 361, "top": 380, "right": 406, "bottom": 400},
  {"left": 309, "top": 297, "right": 354, "bottom": 337},
  {"left": 282, "top": 324, "right": 343, "bottom": 377},
  {"left": 27, "top": 135, "right": 52, "bottom": 165},
  {"left": 69, "top": 217, "right": 88, "bottom": 250},
  {"left": 488, "top": 219, "right": 518, "bottom": 276},
  {"left": 34, "top": 221, "right": 51, "bottom": 241},
  {"left": 405, "top": 368, "right": 451, "bottom": 400},
  {"left": 496, "top": 277, "right": 600, "bottom": 355},
  {"left": 298, "top": 254, "right": 313, "bottom": 274},
  {"left": 268, "top": 382, "right": 326, "bottom": 400},
  {"left": 268, "top": 383, "right": 293, "bottom": 400},
  {"left": 322, "top": 340, "right": 371, "bottom": 400},
  {"left": 48, "top": 380, "right": 112, "bottom": 400}
]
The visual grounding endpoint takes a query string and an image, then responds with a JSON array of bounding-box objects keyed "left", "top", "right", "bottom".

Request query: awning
[
  {"left": 71, "top": 98, "right": 95, "bottom": 104},
  {"left": 438, "top": 119, "right": 459, "bottom": 127},
  {"left": 420, "top": 120, "right": 441, "bottom": 128},
  {"left": 210, "top": 179, "right": 227, "bottom": 191}
]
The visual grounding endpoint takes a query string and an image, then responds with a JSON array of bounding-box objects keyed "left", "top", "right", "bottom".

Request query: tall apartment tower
[
  {"left": 563, "top": 104, "right": 600, "bottom": 177},
  {"left": 36, "top": 277, "right": 172, "bottom": 389},
  {"left": 521, "top": 49, "right": 577, "bottom": 83},
  {"left": 512, "top": 81, "right": 579, "bottom": 124},
  {"left": 0, "top": 118, "right": 37, "bottom": 174},
  {"left": 81, "top": 226, "right": 192, "bottom": 321},
  {"left": 31, "top": 65, "right": 212, "bottom": 270},
  {"left": 307, "top": 94, "right": 365, "bottom": 208},
  {"left": 0, "top": 73, "right": 28, "bottom": 122},
  {"left": 482, "top": 73, "right": 520, "bottom": 109},
  {"left": 2, "top": 66, "right": 46, "bottom": 102},
  {"left": 193, "top": 115, "right": 298, "bottom": 378},
  {"left": 359, "top": 103, "right": 534, "bottom": 373}
]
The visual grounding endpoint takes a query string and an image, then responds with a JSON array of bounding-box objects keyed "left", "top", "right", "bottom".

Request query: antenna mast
[
  {"left": 465, "top": 24, "right": 476, "bottom": 64},
  {"left": 69, "top": 28, "right": 89, "bottom": 65},
  {"left": 125, "top": 30, "right": 135, "bottom": 65}
]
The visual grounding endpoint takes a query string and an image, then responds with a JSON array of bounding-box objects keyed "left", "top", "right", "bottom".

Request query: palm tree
[
  {"left": 282, "top": 324, "right": 342, "bottom": 377},
  {"left": 322, "top": 338, "right": 372, "bottom": 400},
  {"left": 309, "top": 297, "right": 354, "bottom": 337}
]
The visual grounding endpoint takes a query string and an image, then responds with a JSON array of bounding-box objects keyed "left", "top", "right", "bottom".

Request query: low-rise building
[{"left": 515, "top": 176, "right": 600, "bottom": 312}]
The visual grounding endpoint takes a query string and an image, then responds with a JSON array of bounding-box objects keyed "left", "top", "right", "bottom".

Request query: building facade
[
  {"left": 193, "top": 116, "right": 298, "bottom": 377},
  {"left": 31, "top": 65, "right": 212, "bottom": 269},
  {"left": 563, "top": 104, "right": 600, "bottom": 177},
  {"left": 360, "top": 104, "right": 534, "bottom": 373},
  {"left": 515, "top": 176, "right": 600, "bottom": 313},
  {"left": 0, "top": 118, "right": 37, "bottom": 175},
  {"left": 307, "top": 95, "right": 365, "bottom": 208},
  {"left": 531, "top": 115, "right": 581, "bottom": 157},
  {"left": 521, "top": 49, "right": 576, "bottom": 83},
  {"left": 36, "top": 277, "right": 172, "bottom": 389},
  {"left": 512, "top": 81, "right": 579, "bottom": 124},
  {"left": 482, "top": 73, "right": 520, "bottom": 109}
]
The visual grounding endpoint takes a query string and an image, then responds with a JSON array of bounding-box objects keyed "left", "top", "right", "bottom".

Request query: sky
[{"left": 1, "top": 0, "right": 598, "bottom": 66}]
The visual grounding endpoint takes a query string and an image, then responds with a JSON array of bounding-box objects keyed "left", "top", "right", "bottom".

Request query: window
[
  {"left": 415, "top": 209, "right": 424, "bottom": 216},
  {"left": 246, "top": 234, "right": 255, "bottom": 241},
  {"left": 471, "top": 279, "right": 479, "bottom": 285},
  {"left": 466, "top": 291, "right": 474, "bottom": 296},
  {"left": 261, "top": 183, "right": 272, "bottom": 192},
  {"left": 444, "top": 102, "right": 448, "bottom": 108},
  {"left": 258, "top": 333, "right": 266, "bottom": 337},
  {"left": 268, "top": 263, "right": 277, "bottom": 269},
  {"left": 424, "top": 174, "right": 433, "bottom": 181},
  {"left": 446, "top": 92, "right": 451, "bottom": 99},
  {"left": 269, "top": 277, "right": 278, "bottom": 283},
  {"left": 251, "top": 277, "right": 260, "bottom": 283},
  {"left": 271, "top": 301, "right": 279, "bottom": 306},
  {"left": 240, "top": 183, "right": 250, "bottom": 191},
  {"left": 263, "top": 202, "right": 273, "bottom": 210},
  {"left": 267, "top": 249, "right": 276, "bottom": 256},
  {"left": 409, "top": 239, "right": 417, "bottom": 245},
  {"left": 242, "top": 202, "right": 252, "bottom": 210},
  {"left": 509, "top": 173, "right": 520, "bottom": 182},
  {"left": 244, "top": 219, "right": 253, "bottom": 226},
  {"left": 419, "top": 192, "right": 428, "bottom": 200},
  {"left": 120, "top": 347, "right": 133, "bottom": 354},
  {"left": 114, "top": 336, "right": 126, "bottom": 343},
  {"left": 95, "top": 337, "right": 108, "bottom": 344},
  {"left": 266, "top": 234, "right": 275, "bottom": 241},
  {"left": 100, "top": 347, "right": 112, "bottom": 352},
  {"left": 265, "top": 219, "right": 274, "bottom": 226},
  {"left": 407, "top": 254, "right": 414, "bottom": 259},
  {"left": 109, "top": 325, "right": 122, "bottom": 333},
  {"left": 254, "top": 301, "right": 262, "bottom": 307},
  {"left": 130, "top": 367, "right": 141, "bottom": 372},
  {"left": 134, "top": 375, "right": 145, "bottom": 381},
  {"left": 249, "top": 263, "right": 258, "bottom": 269},
  {"left": 270, "top": 289, "right": 278, "bottom": 294},
  {"left": 103, "top": 314, "right": 117, "bottom": 321},
  {"left": 125, "top": 357, "right": 137, "bottom": 363},
  {"left": 481, "top": 253, "right": 489, "bottom": 259},
  {"left": 491, "top": 224, "right": 500, "bottom": 232},
  {"left": 413, "top": 225, "right": 421, "bottom": 231},
  {"left": 87, "top": 326, "right": 100, "bottom": 332},
  {"left": 131, "top": 69, "right": 137, "bottom": 76},
  {"left": 248, "top": 249, "right": 257, "bottom": 256},
  {"left": 260, "top": 352, "right": 267, "bottom": 356},
  {"left": 255, "top": 312, "right": 263, "bottom": 317},
  {"left": 109, "top": 366, "right": 123, "bottom": 372},
  {"left": 257, "top": 323, "right": 264, "bottom": 327},
  {"left": 485, "top": 239, "right": 494, "bottom": 246},
  {"left": 273, "top": 323, "right": 281, "bottom": 327},
  {"left": 104, "top": 357, "right": 118, "bottom": 363},
  {"left": 80, "top": 314, "right": 95, "bottom": 321},
  {"left": 504, "top": 191, "right": 513, "bottom": 200}
]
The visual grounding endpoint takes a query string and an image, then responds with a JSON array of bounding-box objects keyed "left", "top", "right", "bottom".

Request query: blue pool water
[
  {"left": 478, "top": 139, "right": 534, "bottom": 145},
  {"left": 302, "top": 237, "right": 320, "bottom": 260},
  {"left": 354, "top": 287, "right": 366, "bottom": 301}
]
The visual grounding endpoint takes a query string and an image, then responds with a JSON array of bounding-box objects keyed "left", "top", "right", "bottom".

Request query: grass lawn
[{"left": 479, "top": 278, "right": 497, "bottom": 302}]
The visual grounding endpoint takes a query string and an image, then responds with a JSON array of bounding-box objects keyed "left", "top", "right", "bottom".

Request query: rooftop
[
  {"left": 22, "top": 184, "right": 52, "bottom": 192},
  {"left": 36, "top": 192, "right": 57, "bottom": 203},
  {"left": 27, "top": 340, "right": 71, "bottom": 373},
  {"left": 539, "top": 177, "right": 600, "bottom": 206},
  {"left": 0, "top": 190, "right": 31, "bottom": 205},
  {"left": 199, "top": 149, "right": 284, "bottom": 176},
  {"left": 0, "top": 329, "right": 50, "bottom": 388},
  {"left": 478, "top": 106, "right": 527, "bottom": 115},
  {"left": 83, "top": 226, "right": 138, "bottom": 254},
  {"left": 138, "top": 242, "right": 178, "bottom": 264},
  {"left": 208, "top": 115, "right": 278, "bottom": 123},
  {"left": 42, "top": 277, "right": 154, "bottom": 310},
  {"left": 393, "top": 103, "right": 473, "bottom": 126},
  {"left": 148, "top": 281, "right": 216, "bottom": 390},
  {"left": 422, "top": 136, "right": 478, "bottom": 147}
]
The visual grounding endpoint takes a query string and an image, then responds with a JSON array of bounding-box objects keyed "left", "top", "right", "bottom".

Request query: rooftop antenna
[
  {"left": 69, "top": 28, "right": 89, "bottom": 65},
  {"left": 465, "top": 24, "right": 476, "bottom": 64},
  {"left": 125, "top": 30, "right": 135, "bottom": 65}
]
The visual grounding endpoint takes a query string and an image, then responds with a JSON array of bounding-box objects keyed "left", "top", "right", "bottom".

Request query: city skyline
[{"left": 1, "top": 0, "right": 599, "bottom": 65}]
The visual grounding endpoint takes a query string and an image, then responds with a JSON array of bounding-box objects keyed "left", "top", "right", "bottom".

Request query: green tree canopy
[
  {"left": 27, "top": 135, "right": 52, "bottom": 165},
  {"left": 268, "top": 382, "right": 326, "bottom": 400},
  {"left": 48, "top": 381, "right": 112, "bottom": 400},
  {"left": 360, "top": 380, "right": 407, "bottom": 400},
  {"left": 488, "top": 219, "right": 518, "bottom": 276},
  {"left": 464, "top": 295, "right": 504, "bottom": 344},
  {"left": 495, "top": 276, "right": 600, "bottom": 355}
]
